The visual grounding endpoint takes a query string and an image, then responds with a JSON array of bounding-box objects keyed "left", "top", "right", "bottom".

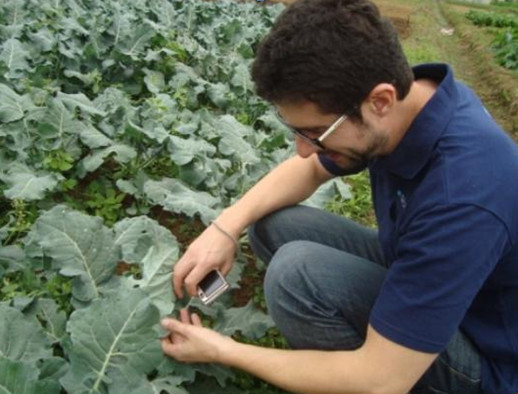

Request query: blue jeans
[{"left": 248, "top": 205, "right": 483, "bottom": 394}]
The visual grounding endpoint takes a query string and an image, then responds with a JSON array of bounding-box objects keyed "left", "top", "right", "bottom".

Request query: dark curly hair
[{"left": 251, "top": 0, "right": 414, "bottom": 120}]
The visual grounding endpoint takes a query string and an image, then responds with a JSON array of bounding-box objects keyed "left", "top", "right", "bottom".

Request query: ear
[{"left": 365, "top": 83, "right": 397, "bottom": 117}]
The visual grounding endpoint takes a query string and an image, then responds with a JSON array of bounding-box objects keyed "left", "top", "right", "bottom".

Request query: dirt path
[
  {"left": 437, "top": 1, "right": 518, "bottom": 137},
  {"left": 377, "top": 0, "right": 517, "bottom": 136}
]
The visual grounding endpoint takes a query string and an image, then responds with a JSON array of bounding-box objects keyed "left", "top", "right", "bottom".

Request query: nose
[{"left": 295, "top": 136, "right": 320, "bottom": 158}]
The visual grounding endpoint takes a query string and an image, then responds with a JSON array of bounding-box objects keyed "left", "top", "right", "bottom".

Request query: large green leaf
[
  {"left": 29, "top": 28, "right": 56, "bottom": 52},
  {"left": 32, "top": 299, "right": 67, "bottom": 343},
  {"left": 0, "top": 305, "right": 52, "bottom": 363},
  {"left": 114, "top": 216, "right": 179, "bottom": 315},
  {"left": 230, "top": 63, "right": 253, "bottom": 94},
  {"left": 144, "top": 178, "right": 220, "bottom": 224},
  {"left": 147, "top": 0, "right": 178, "bottom": 29},
  {"left": 115, "top": 170, "right": 149, "bottom": 201},
  {"left": 0, "top": 357, "right": 60, "bottom": 394},
  {"left": 78, "top": 144, "right": 137, "bottom": 176},
  {"left": 30, "top": 205, "right": 119, "bottom": 303},
  {"left": 106, "top": 2, "right": 135, "bottom": 47},
  {"left": 143, "top": 68, "right": 165, "bottom": 94},
  {"left": 116, "top": 25, "right": 155, "bottom": 60},
  {"left": 304, "top": 178, "right": 352, "bottom": 210},
  {"left": 213, "top": 115, "right": 260, "bottom": 166},
  {"left": 38, "top": 357, "right": 69, "bottom": 383},
  {"left": 93, "top": 87, "right": 133, "bottom": 118},
  {"left": 26, "top": 99, "right": 88, "bottom": 151},
  {"left": 0, "top": 38, "right": 31, "bottom": 79},
  {"left": 214, "top": 302, "right": 274, "bottom": 340},
  {"left": 206, "top": 82, "right": 231, "bottom": 108},
  {"left": 1, "top": 164, "right": 62, "bottom": 201},
  {"left": 56, "top": 92, "right": 107, "bottom": 117},
  {"left": 168, "top": 134, "right": 216, "bottom": 166},
  {"left": 0, "top": 122, "right": 33, "bottom": 161},
  {"left": 0, "top": 245, "right": 26, "bottom": 273},
  {"left": 78, "top": 123, "right": 113, "bottom": 149},
  {"left": 149, "top": 378, "right": 189, "bottom": 394},
  {"left": 129, "top": 122, "right": 170, "bottom": 144},
  {"left": 0, "top": 84, "right": 35, "bottom": 123},
  {"left": 0, "top": 0, "right": 28, "bottom": 37},
  {"left": 60, "top": 289, "right": 162, "bottom": 394}
]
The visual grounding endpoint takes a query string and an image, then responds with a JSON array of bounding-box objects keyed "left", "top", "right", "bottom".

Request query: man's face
[{"left": 276, "top": 100, "right": 390, "bottom": 172}]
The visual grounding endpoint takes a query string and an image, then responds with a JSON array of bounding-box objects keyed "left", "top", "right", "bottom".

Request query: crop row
[{"left": 465, "top": 10, "right": 518, "bottom": 71}]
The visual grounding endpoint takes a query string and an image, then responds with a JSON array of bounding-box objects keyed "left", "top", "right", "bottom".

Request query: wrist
[
  {"left": 216, "top": 338, "right": 247, "bottom": 366},
  {"left": 211, "top": 221, "right": 239, "bottom": 249},
  {"left": 215, "top": 207, "right": 249, "bottom": 240}
]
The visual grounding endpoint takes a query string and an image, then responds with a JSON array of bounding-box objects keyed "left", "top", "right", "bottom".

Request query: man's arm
[
  {"left": 162, "top": 314, "right": 437, "bottom": 394},
  {"left": 222, "top": 325, "right": 436, "bottom": 394},
  {"left": 173, "top": 154, "right": 334, "bottom": 297}
]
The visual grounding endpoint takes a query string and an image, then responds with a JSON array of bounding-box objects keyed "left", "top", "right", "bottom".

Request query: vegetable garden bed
[{"left": 0, "top": 1, "right": 350, "bottom": 393}]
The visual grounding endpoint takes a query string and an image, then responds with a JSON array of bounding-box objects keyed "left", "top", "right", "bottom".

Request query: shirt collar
[{"left": 370, "top": 63, "right": 458, "bottom": 179}]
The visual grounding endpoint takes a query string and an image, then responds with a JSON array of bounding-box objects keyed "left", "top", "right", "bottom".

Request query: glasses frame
[{"left": 276, "top": 111, "right": 349, "bottom": 150}]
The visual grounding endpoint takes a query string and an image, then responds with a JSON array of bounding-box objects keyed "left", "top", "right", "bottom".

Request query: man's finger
[
  {"left": 161, "top": 336, "right": 179, "bottom": 357},
  {"left": 172, "top": 270, "right": 184, "bottom": 299},
  {"left": 179, "top": 309, "right": 191, "bottom": 324},
  {"left": 184, "top": 266, "right": 213, "bottom": 297},
  {"left": 161, "top": 318, "right": 188, "bottom": 335},
  {"left": 221, "top": 261, "right": 232, "bottom": 276},
  {"left": 191, "top": 313, "right": 203, "bottom": 327},
  {"left": 172, "top": 257, "right": 192, "bottom": 298}
]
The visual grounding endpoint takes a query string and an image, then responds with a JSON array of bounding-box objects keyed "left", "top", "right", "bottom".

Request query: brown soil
[
  {"left": 232, "top": 245, "right": 266, "bottom": 308},
  {"left": 269, "top": 0, "right": 412, "bottom": 37},
  {"left": 373, "top": 0, "right": 413, "bottom": 37}
]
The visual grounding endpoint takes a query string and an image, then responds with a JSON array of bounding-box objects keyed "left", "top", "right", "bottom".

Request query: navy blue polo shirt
[{"left": 319, "top": 64, "right": 518, "bottom": 394}]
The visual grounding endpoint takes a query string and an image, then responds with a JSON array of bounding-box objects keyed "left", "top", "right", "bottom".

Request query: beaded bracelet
[{"left": 211, "top": 221, "right": 239, "bottom": 249}]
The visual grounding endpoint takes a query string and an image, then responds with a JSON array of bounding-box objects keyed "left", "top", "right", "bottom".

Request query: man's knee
[
  {"left": 247, "top": 219, "right": 272, "bottom": 264},
  {"left": 263, "top": 240, "right": 317, "bottom": 309},
  {"left": 247, "top": 206, "right": 303, "bottom": 264}
]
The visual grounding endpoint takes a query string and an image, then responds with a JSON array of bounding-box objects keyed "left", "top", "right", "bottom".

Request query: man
[{"left": 161, "top": 0, "right": 518, "bottom": 392}]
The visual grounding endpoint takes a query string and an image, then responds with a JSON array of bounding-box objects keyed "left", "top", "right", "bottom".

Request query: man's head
[{"left": 251, "top": 0, "right": 413, "bottom": 121}]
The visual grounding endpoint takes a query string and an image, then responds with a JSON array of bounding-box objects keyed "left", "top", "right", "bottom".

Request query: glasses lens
[
  {"left": 291, "top": 129, "right": 324, "bottom": 149},
  {"left": 291, "top": 128, "right": 310, "bottom": 140},
  {"left": 275, "top": 110, "right": 332, "bottom": 150}
]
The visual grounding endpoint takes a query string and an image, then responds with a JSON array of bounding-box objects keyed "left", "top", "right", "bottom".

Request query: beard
[
  {"left": 321, "top": 150, "right": 369, "bottom": 174},
  {"left": 322, "top": 152, "right": 370, "bottom": 175},
  {"left": 321, "top": 123, "right": 389, "bottom": 174}
]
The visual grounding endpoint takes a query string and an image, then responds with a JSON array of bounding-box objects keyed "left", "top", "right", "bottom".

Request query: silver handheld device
[{"left": 197, "top": 270, "right": 229, "bottom": 305}]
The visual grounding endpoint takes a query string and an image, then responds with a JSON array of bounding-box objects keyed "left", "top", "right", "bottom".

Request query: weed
[
  {"left": 326, "top": 171, "right": 376, "bottom": 228},
  {"left": 3, "top": 199, "right": 39, "bottom": 245},
  {"left": 84, "top": 180, "right": 127, "bottom": 226},
  {"left": 43, "top": 149, "right": 75, "bottom": 172}
]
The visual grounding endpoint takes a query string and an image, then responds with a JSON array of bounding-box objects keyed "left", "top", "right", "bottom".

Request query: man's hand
[
  {"left": 161, "top": 309, "right": 236, "bottom": 363},
  {"left": 173, "top": 223, "right": 237, "bottom": 298}
]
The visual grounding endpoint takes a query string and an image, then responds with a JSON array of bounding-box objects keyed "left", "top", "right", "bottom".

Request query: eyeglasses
[{"left": 276, "top": 111, "right": 348, "bottom": 150}]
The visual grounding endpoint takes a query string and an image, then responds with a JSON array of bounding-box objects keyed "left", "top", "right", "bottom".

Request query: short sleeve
[{"left": 370, "top": 204, "right": 510, "bottom": 353}]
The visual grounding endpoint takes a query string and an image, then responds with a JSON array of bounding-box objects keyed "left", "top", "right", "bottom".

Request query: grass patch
[{"left": 326, "top": 171, "right": 376, "bottom": 228}]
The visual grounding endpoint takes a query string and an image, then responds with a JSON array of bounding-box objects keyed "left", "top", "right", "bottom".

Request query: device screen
[{"left": 199, "top": 270, "right": 225, "bottom": 295}]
